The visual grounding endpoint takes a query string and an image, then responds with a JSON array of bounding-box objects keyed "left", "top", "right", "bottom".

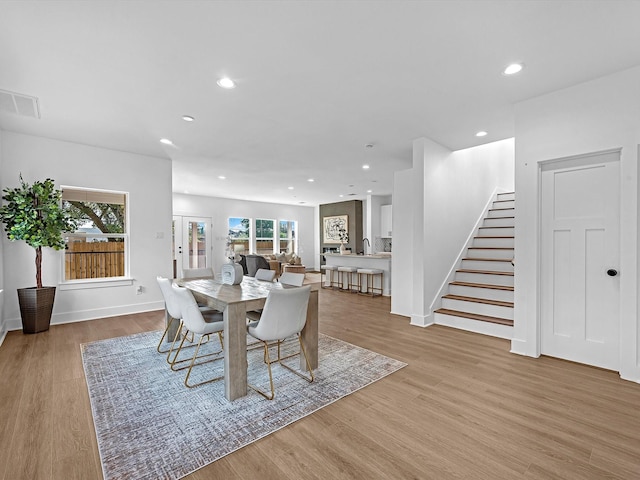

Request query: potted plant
[{"left": 0, "top": 175, "right": 76, "bottom": 333}]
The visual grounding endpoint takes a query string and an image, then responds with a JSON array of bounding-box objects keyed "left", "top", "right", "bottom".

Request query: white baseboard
[
  {"left": 435, "top": 313, "right": 513, "bottom": 339},
  {"left": 410, "top": 313, "right": 434, "bottom": 328},
  {"left": 4, "top": 300, "right": 165, "bottom": 332}
]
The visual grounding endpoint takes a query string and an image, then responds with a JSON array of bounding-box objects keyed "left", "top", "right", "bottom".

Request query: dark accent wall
[{"left": 319, "top": 200, "right": 363, "bottom": 264}]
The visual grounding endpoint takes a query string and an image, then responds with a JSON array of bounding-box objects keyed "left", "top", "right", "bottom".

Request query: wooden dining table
[{"left": 177, "top": 276, "right": 319, "bottom": 401}]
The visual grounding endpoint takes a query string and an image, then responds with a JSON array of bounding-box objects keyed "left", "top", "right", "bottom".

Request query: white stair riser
[
  {"left": 467, "top": 248, "right": 514, "bottom": 259},
  {"left": 493, "top": 200, "right": 514, "bottom": 209},
  {"left": 487, "top": 208, "right": 515, "bottom": 218},
  {"left": 478, "top": 227, "right": 514, "bottom": 236},
  {"left": 483, "top": 217, "right": 514, "bottom": 227},
  {"left": 473, "top": 237, "right": 514, "bottom": 248},
  {"left": 456, "top": 271, "right": 514, "bottom": 286},
  {"left": 434, "top": 313, "right": 513, "bottom": 339},
  {"left": 442, "top": 298, "right": 514, "bottom": 319},
  {"left": 496, "top": 193, "right": 515, "bottom": 202},
  {"left": 461, "top": 259, "right": 513, "bottom": 272},
  {"left": 449, "top": 284, "right": 514, "bottom": 302}
]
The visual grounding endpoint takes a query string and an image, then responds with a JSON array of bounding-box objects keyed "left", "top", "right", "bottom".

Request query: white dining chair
[
  {"left": 156, "top": 276, "right": 221, "bottom": 359},
  {"left": 171, "top": 284, "right": 225, "bottom": 388},
  {"left": 255, "top": 268, "right": 276, "bottom": 282},
  {"left": 279, "top": 272, "right": 305, "bottom": 287},
  {"left": 246, "top": 285, "right": 313, "bottom": 400}
]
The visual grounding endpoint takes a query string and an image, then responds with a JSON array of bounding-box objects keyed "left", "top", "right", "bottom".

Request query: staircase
[{"left": 434, "top": 192, "right": 514, "bottom": 339}]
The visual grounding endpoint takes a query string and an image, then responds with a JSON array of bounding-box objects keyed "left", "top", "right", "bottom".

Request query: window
[
  {"left": 62, "top": 187, "right": 128, "bottom": 281},
  {"left": 279, "top": 220, "right": 297, "bottom": 253},
  {"left": 255, "top": 218, "right": 275, "bottom": 255},
  {"left": 228, "top": 217, "right": 250, "bottom": 254}
]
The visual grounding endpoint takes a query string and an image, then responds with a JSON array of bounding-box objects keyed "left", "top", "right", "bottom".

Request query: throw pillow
[{"left": 275, "top": 252, "right": 286, "bottom": 263}]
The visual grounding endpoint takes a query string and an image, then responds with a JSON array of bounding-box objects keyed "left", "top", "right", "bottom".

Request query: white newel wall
[
  {"left": 393, "top": 137, "right": 514, "bottom": 323},
  {"left": 0, "top": 132, "right": 172, "bottom": 330},
  {"left": 513, "top": 66, "right": 640, "bottom": 383}
]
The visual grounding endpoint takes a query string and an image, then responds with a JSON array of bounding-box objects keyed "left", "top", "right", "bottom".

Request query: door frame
[
  {"left": 172, "top": 216, "right": 212, "bottom": 278},
  {"left": 536, "top": 148, "right": 622, "bottom": 366}
]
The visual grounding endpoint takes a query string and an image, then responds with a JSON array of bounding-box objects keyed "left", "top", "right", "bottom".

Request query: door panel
[
  {"left": 172, "top": 216, "right": 211, "bottom": 278},
  {"left": 540, "top": 153, "right": 620, "bottom": 370}
]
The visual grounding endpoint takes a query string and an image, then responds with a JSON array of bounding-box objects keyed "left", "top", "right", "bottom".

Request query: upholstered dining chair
[
  {"left": 156, "top": 276, "right": 221, "bottom": 355},
  {"left": 171, "top": 284, "right": 225, "bottom": 388},
  {"left": 255, "top": 268, "right": 276, "bottom": 282},
  {"left": 246, "top": 285, "right": 313, "bottom": 400},
  {"left": 181, "top": 267, "right": 214, "bottom": 279},
  {"left": 279, "top": 272, "right": 305, "bottom": 287}
]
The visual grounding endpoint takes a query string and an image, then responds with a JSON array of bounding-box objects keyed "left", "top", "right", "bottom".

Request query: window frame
[
  {"left": 255, "top": 218, "right": 276, "bottom": 255},
  {"left": 59, "top": 186, "right": 131, "bottom": 289}
]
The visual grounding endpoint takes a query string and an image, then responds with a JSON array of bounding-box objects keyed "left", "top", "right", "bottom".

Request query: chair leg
[
  {"left": 248, "top": 341, "right": 276, "bottom": 400},
  {"left": 170, "top": 329, "right": 223, "bottom": 371},
  {"left": 279, "top": 334, "right": 314, "bottom": 383},
  {"left": 184, "top": 335, "right": 224, "bottom": 388},
  {"left": 157, "top": 315, "right": 177, "bottom": 353}
]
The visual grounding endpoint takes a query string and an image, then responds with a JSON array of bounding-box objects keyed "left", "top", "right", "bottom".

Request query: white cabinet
[{"left": 380, "top": 204, "right": 392, "bottom": 238}]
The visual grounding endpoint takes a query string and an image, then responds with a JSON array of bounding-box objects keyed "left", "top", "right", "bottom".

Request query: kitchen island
[{"left": 323, "top": 253, "right": 391, "bottom": 296}]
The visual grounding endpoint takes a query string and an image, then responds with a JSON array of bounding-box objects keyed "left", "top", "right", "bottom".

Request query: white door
[
  {"left": 540, "top": 151, "right": 620, "bottom": 370},
  {"left": 172, "top": 216, "right": 212, "bottom": 278}
]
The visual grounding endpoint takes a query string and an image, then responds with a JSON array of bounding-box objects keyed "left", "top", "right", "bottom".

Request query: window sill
[{"left": 58, "top": 277, "right": 134, "bottom": 291}]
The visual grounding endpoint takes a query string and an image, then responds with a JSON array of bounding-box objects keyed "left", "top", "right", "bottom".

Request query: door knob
[{"left": 606, "top": 269, "right": 618, "bottom": 277}]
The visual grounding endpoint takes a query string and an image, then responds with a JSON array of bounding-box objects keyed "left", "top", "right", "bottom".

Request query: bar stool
[
  {"left": 336, "top": 266, "right": 359, "bottom": 293},
  {"left": 357, "top": 268, "right": 383, "bottom": 297},
  {"left": 320, "top": 264, "right": 338, "bottom": 289}
]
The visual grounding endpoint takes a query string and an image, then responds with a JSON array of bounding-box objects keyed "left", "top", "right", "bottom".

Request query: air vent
[{"left": 0, "top": 89, "right": 40, "bottom": 118}]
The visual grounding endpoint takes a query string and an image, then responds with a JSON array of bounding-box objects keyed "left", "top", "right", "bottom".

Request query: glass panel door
[{"left": 172, "top": 216, "right": 211, "bottom": 278}]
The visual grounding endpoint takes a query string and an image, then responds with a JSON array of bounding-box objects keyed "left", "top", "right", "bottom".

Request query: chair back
[
  {"left": 279, "top": 272, "right": 305, "bottom": 287},
  {"left": 250, "top": 285, "right": 311, "bottom": 341},
  {"left": 181, "top": 267, "right": 214, "bottom": 279},
  {"left": 255, "top": 268, "right": 276, "bottom": 282},
  {"left": 172, "top": 285, "right": 209, "bottom": 335},
  {"left": 157, "top": 276, "right": 181, "bottom": 319}
]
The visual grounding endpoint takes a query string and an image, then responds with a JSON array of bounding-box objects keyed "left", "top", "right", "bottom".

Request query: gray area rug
[{"left": 81, "top": 331, "right": 406, "bottom": 480}]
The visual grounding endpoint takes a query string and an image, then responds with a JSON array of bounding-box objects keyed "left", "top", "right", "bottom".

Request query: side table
[{"left": 282, "top": 264, "right": 306, "bottom": 274}]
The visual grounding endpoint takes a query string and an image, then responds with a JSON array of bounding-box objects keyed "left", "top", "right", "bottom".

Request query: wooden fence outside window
[{"left": 65, "top": 241, "right": 125, "bottom": 280}]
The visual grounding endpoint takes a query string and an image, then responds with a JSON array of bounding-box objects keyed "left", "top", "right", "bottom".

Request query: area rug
[{"left": 81, "top": 331, "right": 406, "bottom": 480}]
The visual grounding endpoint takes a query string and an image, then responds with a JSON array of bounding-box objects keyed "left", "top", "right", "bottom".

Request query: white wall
[
  {"left": 391, "top": 168, "right": 413, "bottom": 315},
  {"left": 393, "top": 137, "right": 515, "bottom": 322},
  {"left": 1, "top": 132, "right": 172, "bottom": 330},
  {"left": 513, "top": 66, "right": 640, "bottom": 382},
  {"left": 173, "top": 193, "right": 316, "bottom": 273},
  {"left": 0, "top": 132, "right": 5, "bottom": 342}
]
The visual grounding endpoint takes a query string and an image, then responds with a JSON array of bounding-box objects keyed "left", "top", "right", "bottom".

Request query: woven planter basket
[{"left": 17, "top": 286, "right": 56, "bottom": 334}]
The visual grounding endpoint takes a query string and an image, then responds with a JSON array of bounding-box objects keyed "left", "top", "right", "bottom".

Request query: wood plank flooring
[{"left": 1, "top": 287, "right": 639, "bottom": 479}]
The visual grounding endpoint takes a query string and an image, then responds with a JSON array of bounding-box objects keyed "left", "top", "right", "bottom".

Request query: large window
[
  {"left": 228, "top": 217, "right": 250, "bottom": 255},
  {"left": 255, "top": 218, "right": 275, "bottom": 254},
  {"left": 279, "top": 220, "right": 297, "bottom": 253},
  {"left": 62, "top": 187, "right": 128, "bottom": 281}
]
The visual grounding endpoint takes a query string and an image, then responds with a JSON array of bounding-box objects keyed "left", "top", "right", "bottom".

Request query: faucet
[{"left": 363, "top": 238, "right": 370, "bottom": 254}]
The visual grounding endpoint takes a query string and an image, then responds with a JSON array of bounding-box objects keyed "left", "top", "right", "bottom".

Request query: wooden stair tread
[
  {"left": 479, "top": 225, "right": 513, "bottom": 229},
  {"left": 468, "top": 247, "right": 514, "bottom": 250},
  {"left": 450, "top": 281, "right": 514, "bottom": 291},
  {"left": 443, "top": 294, "right": 513, "bottom": 308},
  {"left": 456, "top": 269, "right": 514, "bottom": 276},
  {"left": 435, "top": 308, "right": 514, "bottom": 326},
  {"left": 473, "top": 236, "right": 514, "bottom": 239},
  {"left": 463, "top": 257, "right": 513, "bottom": 262}
]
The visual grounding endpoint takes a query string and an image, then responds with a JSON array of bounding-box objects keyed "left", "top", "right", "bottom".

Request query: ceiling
[{"left": 1, "top": 1, "right": 640, "bottom": 206}]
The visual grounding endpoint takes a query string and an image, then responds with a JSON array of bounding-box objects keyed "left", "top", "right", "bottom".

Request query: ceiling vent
[{"left": 0, "top": 89, "right": 40, "bottom": 118}]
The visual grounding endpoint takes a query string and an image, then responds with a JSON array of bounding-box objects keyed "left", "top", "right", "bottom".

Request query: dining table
[{"left": 176, "top": 276, "right": 319, "bottom": 401}]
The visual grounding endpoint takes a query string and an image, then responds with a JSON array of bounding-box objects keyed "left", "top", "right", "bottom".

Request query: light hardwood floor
[{"left": 1, "top": 287, "right": 639, "bottom": 479}]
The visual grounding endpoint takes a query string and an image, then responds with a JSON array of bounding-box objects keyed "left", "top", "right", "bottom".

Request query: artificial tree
[{"left": 0, "top": 175, "right": 76, "bottom": 332}]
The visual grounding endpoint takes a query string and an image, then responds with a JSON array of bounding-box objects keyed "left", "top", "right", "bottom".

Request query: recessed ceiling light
[
  {"left": 217, "top": 77, "right": 236, "bottom": 89},
  {"left": 298, "top": 201, "right": 306, "bottom": 204},
  {"left": 160, "top": 138, "right": 173, "bottom": 145},
  {"left": 307, "top": 178, "right": 314, "bottom": 182},
  {"left": 362, "top": 164, "right": 370, "bottom": 170},
  {"left": 339, "top": 194, "right": 344, "bottom": 198},
  {"left": 182, "top": 115, "right": 194, "bottom": 122},
  {"left": 367, "top": 189, "right": 372, "bottom": 193},
  {"left": 476, "top": 131, "right": 488, "bottom": 137},
  {"left": 218, "top": 175, "right": 226, "bottom": 180},
  {"left": 288, "top": 186, "right": 294, "bottom": 190},
  {"left": 502, "top": 63, "right": 524, "bottom": 75}
]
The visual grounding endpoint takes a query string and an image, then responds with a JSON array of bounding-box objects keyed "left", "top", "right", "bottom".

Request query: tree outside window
[
  {"left": 279, "top": 220, "right": 297, "bottom": 253},
  {"left": 255, "top": 219, "right": 275, "bottom": 255},
  {"left": 228, "top": 217, "right": 250, "bottom": 254}
]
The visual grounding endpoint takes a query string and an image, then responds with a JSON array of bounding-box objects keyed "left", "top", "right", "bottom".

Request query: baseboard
[
  {"left": 0, "top": 329, "right": 7, "bottom": 348},
  {"left": 4, "top": 300, "right": 165, "bottom": 332},
  {"left": 410, "top": 313, "right": 434, "bottom": 328},
  {"left": 510, "top": 337, "right": 537, "bottom": 356}
]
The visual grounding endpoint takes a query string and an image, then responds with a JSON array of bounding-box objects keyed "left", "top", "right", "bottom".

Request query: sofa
[{"left": 238, "top": 253, "right": 300, "bottom": 277}]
